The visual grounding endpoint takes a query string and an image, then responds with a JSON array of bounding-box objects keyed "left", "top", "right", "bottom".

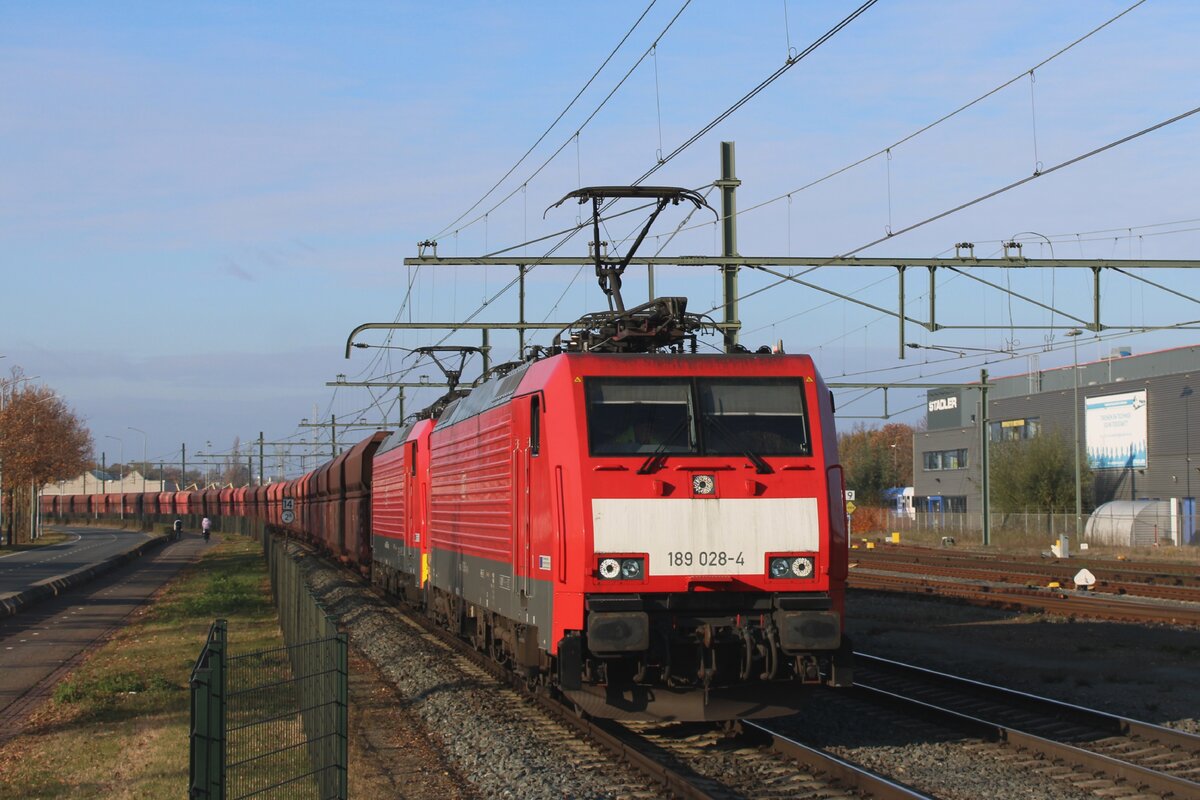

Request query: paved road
[
  {"left": 0, "top": 533, "right": 211, "bottom": 736},
  {"left": 0, "top": 526, "right": 151, "bottom": 597}
]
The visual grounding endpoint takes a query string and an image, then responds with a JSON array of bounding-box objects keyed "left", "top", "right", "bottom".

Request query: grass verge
[
  {"left": 0, "top": 529, "right": 70, "bottom": 554},
  {"left": 0, "top": 533, "right": 283, "bottom": 799}
]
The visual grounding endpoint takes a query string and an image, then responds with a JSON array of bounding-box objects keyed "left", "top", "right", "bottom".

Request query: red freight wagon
[
  {"left": 175, "top": 491, "right": 193, "bottom": 517},
  {"left": 219, "top": 487, "right": 235, "bottom": 517},
  {"left": 263, "top": 483, "right": 280, "bottom": 527},
  {"left": 232, "top": 486, "right": 247, "bottom": 517},
  {"left": 341, "top": 431, "right": 388, "bottom": 573},
  {"left": 325, "top": 449, "right": 351, "bottom": 556},
  {"left": 197, "top": 489, "right": 217, "bottom": 519},
  {"left": 291, "top": 472, "right": 314, "bottom": 541}
]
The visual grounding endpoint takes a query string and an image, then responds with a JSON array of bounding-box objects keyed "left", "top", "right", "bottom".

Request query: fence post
[
  {"left": 337, "top": 631, "right": 349, "bottom": 800},
  {"left": 190, "top": 618, "right": 226, "bottom": 800}
]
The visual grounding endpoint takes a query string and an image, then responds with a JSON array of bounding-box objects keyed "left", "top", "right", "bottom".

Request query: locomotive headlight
[
  {"left": 791, "top": 556, "right": 814, "bottom": 578},
  {"left": 598, "top": 558, "right": 621, "bottom": 579},
  {"left": 620, "top": 558, "right": 644, "bottom": 580},
  {"left": 769, "top": 557, "right": 791, "bottom": 579}
]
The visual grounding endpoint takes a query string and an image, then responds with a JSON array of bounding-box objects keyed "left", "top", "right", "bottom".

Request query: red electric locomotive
[{"left": 372, "top": 346, "right": 850, "bottom": 720}]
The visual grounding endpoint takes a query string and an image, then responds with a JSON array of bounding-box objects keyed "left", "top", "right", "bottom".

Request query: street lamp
[
  {"left": 1066, "top": 329, "right": 1083, "bottom": 542},
  {"left": 106, "top": 434, "right": 125, "bottom": 520},
  {"left": 128, "top": 427, "right": 147, "bottom": 494}
]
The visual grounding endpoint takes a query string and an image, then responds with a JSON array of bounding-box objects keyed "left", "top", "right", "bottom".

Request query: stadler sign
[
  {"left": 926, "top": 388, "right": 965, "bottom": 429},
  {"left": 927, "top": 396, "right": 958, "bottom": 412}
]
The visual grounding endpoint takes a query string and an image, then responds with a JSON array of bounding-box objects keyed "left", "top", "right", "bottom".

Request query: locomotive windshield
[
  {"left": 698, "top": 379, "right": 810, "bottom": 456},
  {"left": 586, "top": 377, "right": 811, "bottom": 457},
  {"left": 586, "top": 379, "right": 695, "bottom": 455}
]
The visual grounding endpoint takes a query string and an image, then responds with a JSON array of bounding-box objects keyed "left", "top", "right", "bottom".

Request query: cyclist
[{"left": 201, "top": 516, "right": 212, "bottom": 542}]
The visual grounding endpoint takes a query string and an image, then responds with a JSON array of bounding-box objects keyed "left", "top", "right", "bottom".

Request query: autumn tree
[
  {"left": 0, "top": 380, "right": 92, "bottom": 543},
  {"left": 837, "top": 421, "right": 916, "bottom": 505},
  {"left": 989, "top": 428, "right": 1091, "bottom": 515}
]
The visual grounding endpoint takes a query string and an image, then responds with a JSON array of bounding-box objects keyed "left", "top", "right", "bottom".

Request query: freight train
[{"left": 48, "top": 187, "right": 853, "bottom": 720}]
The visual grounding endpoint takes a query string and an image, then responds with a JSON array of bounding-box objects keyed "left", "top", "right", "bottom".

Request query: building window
[
  {"left": 923, "top": 448, "right": 968, "bottom": 471},
  {"left": 914, "top": 495, "right": 967, "bottom": 513},
  {"left": 989, "top": 417, "right": 1041, "bottom": 442}
]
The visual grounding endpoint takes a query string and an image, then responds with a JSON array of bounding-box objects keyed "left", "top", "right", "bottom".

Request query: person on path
[{"left": 201, "top": 516, "right": 212, "bottom": 542}]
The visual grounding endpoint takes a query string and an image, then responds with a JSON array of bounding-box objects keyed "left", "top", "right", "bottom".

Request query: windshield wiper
[
  {"left": 637, "top": 417, "right": 692, "bottom": 475},
  {"left": 704, "top": 416, "right": 774, "bottom": 475}
]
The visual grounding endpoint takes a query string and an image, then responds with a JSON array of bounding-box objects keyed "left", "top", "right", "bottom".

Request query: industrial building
[{"left": 913, "top": 342, "right": 1199, "bottom": 545}]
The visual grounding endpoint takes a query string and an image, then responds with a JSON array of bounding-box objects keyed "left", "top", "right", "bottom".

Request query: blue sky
[{"left": 2, "top": 1, "right": 1198, "bottom": 475}]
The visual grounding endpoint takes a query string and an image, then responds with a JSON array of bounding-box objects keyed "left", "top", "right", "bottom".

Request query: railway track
[
  {"left": 365, "top": 575, "right": 940, "bottom": 799},
  {"left": 303, "top": 539, "right": 1200, "bottom": 798},
  {"left": 853, "top": 652, "right": 1200, "bottom": 799},
  {"left": 848, "top": 569, "right": 1200, "bottom": 625},
  {"left": 369, "top": 582, "right": 710, "bottom": 799},
  {"left": 854, "top": 547, "right": 1200, "bottom": 601},
  {"left": 849, "top": 554, "right": 1200, "bottom": 604},
  {"left": 616, "top": 718, "right": 935, "bottom": 800}
]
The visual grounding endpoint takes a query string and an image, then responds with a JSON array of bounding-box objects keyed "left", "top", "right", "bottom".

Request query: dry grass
[
  {"left": 0, "top": 534, "right": 283, "bottom": 799},
  {"left": 0, "top": 529, "right": 70, "bottom": 554}
]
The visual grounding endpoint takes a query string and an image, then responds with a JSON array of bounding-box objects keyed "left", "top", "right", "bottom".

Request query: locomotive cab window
[
  {"left": 530, "top": 395, "right": 541, "bottom": 456},
  {"left": 698, "top": 379, "right": 810, "bottom": 456},
  {"left": 586, "top": 379, "right": 696, "bottom": 455}
]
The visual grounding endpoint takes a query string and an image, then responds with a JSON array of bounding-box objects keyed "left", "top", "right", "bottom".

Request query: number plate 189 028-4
[{"left": 592, "top": 497, "right": 821, "bottom": 576}]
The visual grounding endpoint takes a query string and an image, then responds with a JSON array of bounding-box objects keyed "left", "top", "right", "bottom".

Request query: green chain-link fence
[{"left": 190, "top": 531, "right": 348, "bottom": 799}]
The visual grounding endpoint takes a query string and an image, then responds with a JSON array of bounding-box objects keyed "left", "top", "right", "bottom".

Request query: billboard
[{"left": 1085, "top": 390, "right": 1148, "bottom": 469}]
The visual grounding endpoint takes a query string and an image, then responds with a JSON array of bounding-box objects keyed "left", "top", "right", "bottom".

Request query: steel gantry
[{"left": 400, "top": 253, "right": 1200, "bottom": 360}]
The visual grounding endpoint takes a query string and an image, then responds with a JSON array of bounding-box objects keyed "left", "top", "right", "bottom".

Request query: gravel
[
  {"left": 299, "top": 543, "right": 1199, "bottom": 800},
  {"left": 300, "top": 552, "right": 661, "bottom": 800},
  {"left": 843, "top": 588, "right": 1200, "bottom": 732},
  {"left": 759, "top": 586, "right": 1200, "bottom": 800}
]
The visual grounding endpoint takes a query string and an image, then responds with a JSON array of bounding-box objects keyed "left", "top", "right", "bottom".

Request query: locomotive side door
[
  {"left": 405, "top": 440, "right": 420, "bottom": 589},
  {"left": 512, "top": 393, "right": 550, "bottom": 609}
]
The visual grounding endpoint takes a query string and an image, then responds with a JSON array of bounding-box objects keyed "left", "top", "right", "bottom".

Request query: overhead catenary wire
[
  {"left": 349, "top": 2, "right": 1176, "bottom": 433},
  {"left": 467, "top": 0, "right": 880, "bottom": 347},
  {"left": 430, "top": 0, "right": 661, "bottom": 241},
  {"left": 402, "top": 2, "right": 877, "bottom": 367},
  {"left": 630, "top": 0, "right": 880, "bottom": 186},
  {"left": 671, "top": 0, "right": 1149, "bottom": 237},
  {"left": 436, "top": 0, "right": 696, "bottom": 242},
  {"left": 717, "top": 103, "right": 1200, "bottom": 316}
]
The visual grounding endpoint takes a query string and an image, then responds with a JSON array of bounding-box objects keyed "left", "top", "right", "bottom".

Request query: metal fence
[
  {"left": 875, "top": 510, "right": 1192, "bottom": 546},
  {"left": 190, "top": 533, "right": 348, "bottom": 799},
  {"left": 190, "top": 620, "right": 226, "bottom": 799}
]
